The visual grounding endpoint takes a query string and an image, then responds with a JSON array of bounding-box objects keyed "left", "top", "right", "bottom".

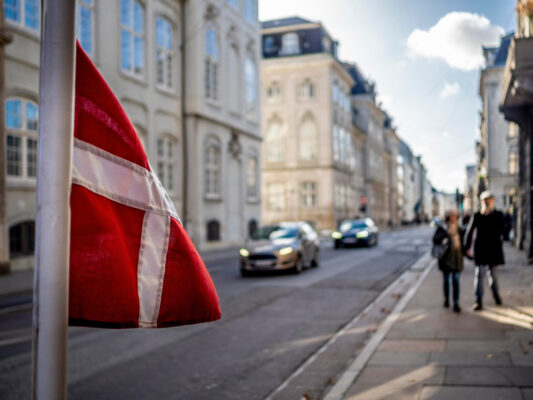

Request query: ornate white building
[{"left": 1, "top": 0, "right": 261, "bottom": 272}]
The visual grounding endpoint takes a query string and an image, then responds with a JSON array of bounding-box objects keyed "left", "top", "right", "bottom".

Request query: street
[{"left": 0, "top": 226, "right": 431, "bottom": 399}]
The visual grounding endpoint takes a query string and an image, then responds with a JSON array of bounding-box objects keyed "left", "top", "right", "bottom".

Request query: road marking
[
  {"left": 264, "top": 252, "right": 433, "bottom": 400},
  {"left": 323, "top": 253, "right": 433, "bottom": 400}
]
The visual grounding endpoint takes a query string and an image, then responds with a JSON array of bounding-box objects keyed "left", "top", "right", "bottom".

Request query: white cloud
[
  {"left": 440, "top": 81, "right": 461, "bottom": 98},
  {"left": 407, "top": 12, "right": 504, "bottom": 70}
]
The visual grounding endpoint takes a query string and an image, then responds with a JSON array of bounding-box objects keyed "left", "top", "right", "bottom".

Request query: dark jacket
[
  {"left": 464, "top": 210, "right": 505, "bottom": 266},
  {"left": 433, "top": 224, "right": 465, "bottom": 272}
]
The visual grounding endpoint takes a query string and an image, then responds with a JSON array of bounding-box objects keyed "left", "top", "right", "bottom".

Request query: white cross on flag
[{"left": 69, "top": 42, "right": 221, "bottom": 328}]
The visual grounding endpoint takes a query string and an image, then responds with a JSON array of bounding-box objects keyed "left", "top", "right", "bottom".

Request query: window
[
  {"left": 205, "top": 26, "right": 219, "bottom": 100},
  {"left": 509, "top": 152, "right": 518, "bottom": 175},
  {"left": 248, "top": 219, "right": 258, "bottom": 238},
  {"left": 299, "top": 78, "right": 315, "bottom": 100},
  {"left": 299, "top": 117, "right": 317, "bottom": 161},
  {"left": 268, "top": 183, "right": 285, "bottom": 211},
  {"left": 245, "top": 55, "right": 257, "bottom": 115},
  {"left": 206, "top": 220, "right": 220, "bottom": 242},
  {"left": 263, "top": 36, "right": 275, "bottom": 53},
  {"left": 332, "top": 82, "right": 338, "bottom": 104},
  {"left": 5, "top": 0, "right": 39, "bottom": 31},
  {"left": 76, "top": 0, "right": 94, "bottom": 56},
  {"left": 227, "top": 0, "right": 238, "bottom": 8},
  {"left": 228, "top": 44, "right": 240, "bottom": 113},
  {"left": 6, "top": 99, "right": 38, "bottom": 180},
  {"left": 280, "top": 33, "right": 299, "bottom": 56},
  {"left": 245, "top": 0, "right": 256, "bottom": 23},
  {"left": 301, "top": 182, "right": 317, "bottom": 208},
  {"left": 9, "top": 221, "right": 35, "bottom": 258},
  {"left": 247, "top": 156, "right": 258, "bottom": 199},
  {"left": 121, "top": 0, "right": 144, "bottom": 76},
  {"left": 205, "top": 138, "right": 221, "bottom": 197},
  {"left": 156, "top": 137, "right": 176, "bottom": 193},
  {"left": 266, "top": 82, "right": 281, "bottom": 101},
  {"left": 155, "top": 17, "right": 173, "bottom": 89},
  {"left": 266, "top": 119, "right": 284, "bottom": 163},
  {"left": 333, "top": 125, "right": 340, "bottom": 162}
]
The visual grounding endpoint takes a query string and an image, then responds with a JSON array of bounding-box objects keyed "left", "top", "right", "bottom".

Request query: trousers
[
  {"left": 474, "top": 265, "right": 500, "bottom": 302},
  {"left": 442, "top": 271, "right": 460, "bottom": 304}
]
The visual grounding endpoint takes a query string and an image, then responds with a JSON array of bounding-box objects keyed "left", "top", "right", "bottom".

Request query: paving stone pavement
[{"left": 343, "top": 243, "right": 533, "bottom": 400}]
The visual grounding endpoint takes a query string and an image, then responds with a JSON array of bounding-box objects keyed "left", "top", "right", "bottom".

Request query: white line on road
[
  {"left": 323, "top": 253, "right": 434, "bottom": 400},
  {"left": 264, "top": 252, "right": 433, "bottom": 400}
]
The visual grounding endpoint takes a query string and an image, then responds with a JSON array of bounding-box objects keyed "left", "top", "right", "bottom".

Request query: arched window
[
  {"left": 245, "top": 55, "right": 257, "bottom": 115},
  {"left": 299, "top": 116, "right": 318, "bottom": 161},
  {"left": 121, "top": 0, "right": 145, "bottom": 76},
  {"left": 76, "top": 0, "right": 94, "bottom": 56},
  {"left": 228, "top": 43, "right": 240, "bottom": 113},
  {"left": 267, "top": 183, "right": 285, "bottom": 211},
  {"left": 205, "top": 137, "right": 221, "bottom": 197},
  {"left": 156, "top": 136, "right": 176, "bottom": 193},
  {"left": 155, "top": 17, "right": 174, "bottom": 89},
  {"left": 206, "top": 220, "right": 220, "bottom": 241},
  {"left": 9, "top": 220, "right": 35, "bottom": 258},
  {"left": 248, "top": 219, "right": 258, "bottom": 238},
  {"left": 281, "top": 32, "right": 299, "bottom": 55},
  {"left": 245, "top": 0, "right": 256, "bottom": 23},
  {"left": 299, "top": 79, "right": 315, "bottom": 100},
  {"left": 6, "top": 98, "right": 38, "bottom": 180},
  {"left": 265, "top": 118, "right": 284, "bottom": 163},
  {"left": 205, "top": 25, "right": 219, "bottom": 100},
  {"left": 266, "top": 81, "right": 281, "bottom": 101},
  {"left": 5, "top": 0, "right": 39, "bottom": 31},
  {"left": 247, "top": 155, "right": 258, "bottom": 199}
]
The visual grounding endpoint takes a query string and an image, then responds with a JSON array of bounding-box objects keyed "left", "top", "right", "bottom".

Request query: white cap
[{"left": 480, "top": 190, "right": 494, "bottom": 200}]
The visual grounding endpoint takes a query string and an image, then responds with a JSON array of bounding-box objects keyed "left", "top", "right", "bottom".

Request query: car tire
[
  {"left": 293, "top": 255, "right": 303, "bottom": 274},
  {"left": 240, "top": 269, "right": 252, "bottom": 277},
  {"left": 311, "top": 248, "right": 319, "bottom": 267},
  {"left": 334, "top": 241, "right": 341, "bottom": 249}
]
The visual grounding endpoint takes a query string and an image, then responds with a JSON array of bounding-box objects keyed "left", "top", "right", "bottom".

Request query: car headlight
[
  {"left": 239, "top": 248, "right": 250, "bottom": 257},
  {"left": 332, "top": 231, "right": 343, "bottom": 239},
  {"left": 356, "top": 231, "right": 369, "bottom": 238},
  {"left": 278, "top": 247, "right": 293, "bottom": 256}
]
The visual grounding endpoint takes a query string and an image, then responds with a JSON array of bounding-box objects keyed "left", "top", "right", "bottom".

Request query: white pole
[{"left": 32, "top": 1, "right": 76, "bottom": 399}]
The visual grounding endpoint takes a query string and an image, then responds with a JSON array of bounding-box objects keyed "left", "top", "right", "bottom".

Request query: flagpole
[{"left": 32, "top": 1, "right": 76, "bottom": 399}]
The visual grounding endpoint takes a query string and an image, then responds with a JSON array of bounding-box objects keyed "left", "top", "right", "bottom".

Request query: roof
[
  {"left": 343, "top": 62, "right": 373, "bottom": 95},
  {"left": 493, "top": 32, "right": 513, "bottom": 66},
  {"left": 261, "top": 16, "right": 314, "bottom": 30}
]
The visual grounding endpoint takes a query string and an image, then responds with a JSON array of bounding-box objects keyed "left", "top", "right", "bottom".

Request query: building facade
[
  {"left": 397, "top": 140, "right": 417, "bottom": 224},
  {"left": 478, "top": 33, "right": 518, "bottom": 211},
  {"left": 2, "top": 0, "right": 261, "bottom": 272},
  {"left": 501, "top": 0, "right": 533, "bottom": 259},
  {"left": 464, "top": 164, "right": 477, "bottom": 213},
  {"left": 260, "top": 17, "right": 361, "bottom": 231}
]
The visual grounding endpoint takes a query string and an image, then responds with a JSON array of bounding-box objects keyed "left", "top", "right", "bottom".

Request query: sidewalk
[{"left": 340, "top": 244, "right": 533, "bottom": 400}]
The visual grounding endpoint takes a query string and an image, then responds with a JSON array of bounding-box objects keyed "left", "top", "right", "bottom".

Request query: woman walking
[
  {"left": 464, "top": 191, "right": 504, "bottom": 311},
  {"left": 433, "top": 209, "right": 464, "bottom": 313}
]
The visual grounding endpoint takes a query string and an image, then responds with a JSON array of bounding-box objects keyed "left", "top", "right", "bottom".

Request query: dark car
[
  {"left": 239, "top": 222, "right": 320, "bottom": 276},
  {"left": 332, "top": 218, "right": 379, "bottom": 249}
]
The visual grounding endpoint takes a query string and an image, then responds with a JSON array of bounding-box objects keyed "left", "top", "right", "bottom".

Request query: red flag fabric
[{"left": 69, "top": 42, "right": 221, "bottom": 328}]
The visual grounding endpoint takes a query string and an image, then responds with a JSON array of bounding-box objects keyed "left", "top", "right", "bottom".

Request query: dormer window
[{"left": 280, "top": 33, "right": 300, "bottom": 56}]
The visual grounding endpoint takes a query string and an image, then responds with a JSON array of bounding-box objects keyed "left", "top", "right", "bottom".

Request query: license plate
[
  {"left": 254, "top": 260, "right": 274, "bottom": 267},
  {"left": 343, "top": 238, "right": 357, "bottom": 244}
]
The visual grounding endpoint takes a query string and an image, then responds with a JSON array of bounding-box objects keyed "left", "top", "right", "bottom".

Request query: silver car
[{"left": 239, "top": 222, "right": 320, "bottom": 276}]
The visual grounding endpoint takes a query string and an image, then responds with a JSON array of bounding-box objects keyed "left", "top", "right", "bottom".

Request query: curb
[{"left": 323, "top": 252, "right": 434, "bottom": 400}]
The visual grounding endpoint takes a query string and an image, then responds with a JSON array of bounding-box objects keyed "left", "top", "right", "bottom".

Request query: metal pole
[{"left": 32, "top": 1, "right": 76, "bottom": 399}]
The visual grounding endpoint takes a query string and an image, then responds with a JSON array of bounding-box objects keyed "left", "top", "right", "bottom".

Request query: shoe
[
  {"left": 443, "top": 299, "right": 449, "bottom": 308},
  {"left": 494, "top": 295, "right": 502, "bottom": 306},
  {"left": 472, "top": 302, "right": 483, "bottom": 311},
  {"left": 453, "top": 304, "right": 461, "bottom": 313}
]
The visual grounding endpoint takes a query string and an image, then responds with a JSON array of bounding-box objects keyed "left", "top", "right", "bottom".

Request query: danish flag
[{"left": 69, "top": 42, "right": 221, "bottom": 328}]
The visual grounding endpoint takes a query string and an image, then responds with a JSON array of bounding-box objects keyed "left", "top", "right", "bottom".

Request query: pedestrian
[
  {"left": 432, "top": 209, "right": 464, "bottom": 313},
  {"left": 464, "top": 191, "right": 504, "bottom": 311}
]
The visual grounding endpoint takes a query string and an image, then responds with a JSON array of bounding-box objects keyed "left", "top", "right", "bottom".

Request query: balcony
[{"left": 501, "top": 36, "right": 533, "bottom": 111}]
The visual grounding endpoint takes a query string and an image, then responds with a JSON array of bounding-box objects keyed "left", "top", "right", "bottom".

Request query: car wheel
[
  {"left": 311, "top": 248, "right": 319, "bottom": 267},
  {"left": 240, "top": 269, "right": 252, "bottom": 277},
  {"left": 334, "top": 241, "right": 341, "bottom": 249},
  {"left": 293, "top": 254, "right": 304, "bottom": 274}
]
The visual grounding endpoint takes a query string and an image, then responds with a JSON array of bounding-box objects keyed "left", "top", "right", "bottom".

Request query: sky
[{"left": 259, "top": 0, "right": 517, "bottom": 193}]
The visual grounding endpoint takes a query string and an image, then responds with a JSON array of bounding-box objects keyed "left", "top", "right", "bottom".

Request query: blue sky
[{"left": 259, "top": 0, "right": 516, "bottom": 193}]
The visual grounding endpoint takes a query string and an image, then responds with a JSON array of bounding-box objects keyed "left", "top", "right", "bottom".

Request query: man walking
[{"left": 464, "top": 191, "right": 504, "bottom": 311}]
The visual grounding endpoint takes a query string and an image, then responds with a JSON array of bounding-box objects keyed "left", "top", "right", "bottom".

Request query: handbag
[{"left": 431, "top": 242, "right": 448, "bottom": 259}]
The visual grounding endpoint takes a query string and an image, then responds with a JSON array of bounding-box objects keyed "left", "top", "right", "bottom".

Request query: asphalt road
[{"left": 0, "top": 226, "right": 432, "bottom": 399}]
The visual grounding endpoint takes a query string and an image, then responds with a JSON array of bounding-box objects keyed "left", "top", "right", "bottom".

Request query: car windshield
[
  {"left": 340, "top": 221, "right": 368, "bottom": 232},
  {"left": 251, "top": 226, "right": 299, "bottom": 240}
]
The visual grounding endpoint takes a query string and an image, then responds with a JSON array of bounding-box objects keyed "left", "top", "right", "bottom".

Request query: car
[
  {"left": 239, "top": 222, "right": 320, "bottom": 276},
  {"left": 332, "top": 218, "right": 379, "bottom": 249}
]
